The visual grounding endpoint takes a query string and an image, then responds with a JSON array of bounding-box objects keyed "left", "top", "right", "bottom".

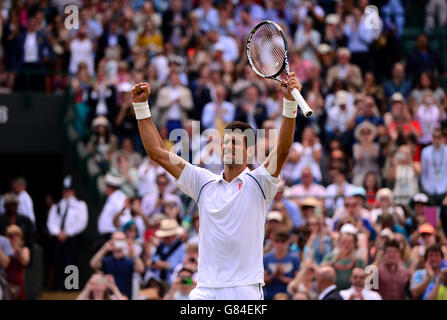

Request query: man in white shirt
[
  {"left": 11, "top": 177, "right": 35, "bottom": 225},
  {"left": 130, "top": 72, "right": 302, "bottom": 299},
  {"left": 47, "top": 175, "right": 88, "bottom": 290},
  {"left": 421, "top": 128, "right": 447, "bottom": 205},
  {"left": 97, "top": 174, "right": 127, "bottom": 238},
  {"left": 340, "top": 267, "right": 382, "bottom": 300},
  {"left": 201, "top": 84, "right": 235, "bottom": 130}
]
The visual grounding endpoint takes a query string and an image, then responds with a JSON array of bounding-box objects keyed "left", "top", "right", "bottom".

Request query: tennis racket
[{"left": 246, "top": 20, "right": 313, "bottom": 118}]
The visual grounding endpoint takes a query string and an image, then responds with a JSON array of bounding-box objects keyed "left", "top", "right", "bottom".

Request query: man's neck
[
  {"left": 223, "top": 164, "right": 247, "bottom": 182},
  {"left": 434, "top": 143, "right": 442, "bottom": 150}
]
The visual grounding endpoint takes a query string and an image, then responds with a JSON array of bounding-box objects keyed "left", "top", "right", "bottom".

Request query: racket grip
[{"left": 291, "top": 88, "right": 313, "bottom": 118}]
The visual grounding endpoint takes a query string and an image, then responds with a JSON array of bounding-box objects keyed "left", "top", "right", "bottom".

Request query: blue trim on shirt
[
  {"left": 246, "top": 173, "right": 266, "bottom": 200},
  {"left": 197, "top": 180, "right": 216, "bottom": 203}
]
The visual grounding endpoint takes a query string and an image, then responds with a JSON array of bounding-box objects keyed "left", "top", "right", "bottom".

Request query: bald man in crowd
[{"left": 316, "top": 266, "right": 344, "bottom": 300}]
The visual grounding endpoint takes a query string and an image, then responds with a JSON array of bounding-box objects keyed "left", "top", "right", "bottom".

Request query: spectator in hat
[
  {"left": 383, "top": 62, "right": 412, "bottom": 108},
  {"left": 264, "top": 211, "right": 291, "bottom": 254},
  {"left": 316, "top": 266, "right": 343, "bottom": 300},
  {"left": 340, "top": 267, "right": 382, "bottom": 300},
  {"left": 5, "top": 225, "right": 30, "bottom": 299},
  {"left": 263, "top": 230, "right": 300, "bottom": 300},
  {"left": 322, "top": 225, "right": 366, "bottom": 290},
  {"left": 426, "top": 259, "right": 447, "bottom": 300},
  {"left": 317, "top": 43, "right": 334, "bottom": 79},
  {"left": 377, "top": 239, "right": 412, "bottom": 300},
  {"left": 331, "top": 188, "right": 373, "bottom": 228},
  {"left": 352, "top": 121, "right": 380, "bottom": 186},
  {"left": 4, "top": 177, "right": 35, "bottom": 225},
  {"left": 410, "top": 224, "right": 447, "bottom": 271},
  {"left": 146, "top": 219, "right": 186, "bottom": 286},
  {"left": 421, "top": 128, "right": 447, "bottom": 206},
  {"left": 406, "top": 193, "right": 429, "bottom": 242},
  {"left": 47, "top": 175, "right": 88, "bottom": 290},
  {"left": 411, "top": 244, "right": 445, "bottom": 299},
  {"left": 326, "top": 47, "right": 363, "bottom": 93},
  {"left": 323, "top": 14, "right": 346, "bottom": 51},
  {"left": 87, "top": 116, "right": 118, "bottom": 174},
  {"left": 0, "top": 193, "right": 34, "bottom": 251},
  {"left": 325, "top": 89, "right": 356, "bottom": 142},
  {"left": 97, "top": 174, "right": 127, "bottom": 239},
  {"left": 90, "top": 230, "right": 144, "bottom": 300},
  {"left": 370, "top": 188, "right": 406, "bottom": 226}
]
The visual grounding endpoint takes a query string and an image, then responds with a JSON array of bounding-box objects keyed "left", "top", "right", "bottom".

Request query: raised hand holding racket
[{"left": 246, "top": 20, "right": 313, "bottom": 117}]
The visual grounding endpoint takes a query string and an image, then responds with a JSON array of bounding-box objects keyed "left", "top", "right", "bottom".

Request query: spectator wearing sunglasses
[{"left": 263, "top": 230, "right": 301, "bottom": 300}]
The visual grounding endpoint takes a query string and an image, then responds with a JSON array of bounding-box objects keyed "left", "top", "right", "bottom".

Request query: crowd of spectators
[{"left": 1, "top": 0, "right": 447, "bottom": 300}]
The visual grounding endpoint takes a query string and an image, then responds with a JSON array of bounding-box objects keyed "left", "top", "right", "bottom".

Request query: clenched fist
[
  {"left": 280, "top": 72, "right": 302, "bottom": 101},
  {"left": 131, "top": 83, "right": 151, "bottom": 103}
]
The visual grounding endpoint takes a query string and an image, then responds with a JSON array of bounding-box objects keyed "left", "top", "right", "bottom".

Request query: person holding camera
[
  {"left": 164, "top": 267, "right": 197, "bottom": 300},
  {"left": 90, "top": 231, "right": 145, "bottom": 299}
]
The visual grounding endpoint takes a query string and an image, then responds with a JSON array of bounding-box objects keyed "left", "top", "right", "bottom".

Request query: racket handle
[{"left": 291, "top": 88, "right": 313, "bottom": 118}]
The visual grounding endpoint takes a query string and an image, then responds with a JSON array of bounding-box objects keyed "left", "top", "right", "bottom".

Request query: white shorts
[{"left": 189, "top": 284, "right": 264, "bottom": 300}]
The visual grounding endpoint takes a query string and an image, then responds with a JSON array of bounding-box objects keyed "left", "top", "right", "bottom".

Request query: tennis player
[{"left": 131, "top": 72, "right": 301, "bottom": 300}]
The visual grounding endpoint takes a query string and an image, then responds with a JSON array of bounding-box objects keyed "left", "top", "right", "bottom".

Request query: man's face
[
  {"left": 112, "top": 233, "right": 127, "bottom": 258},
  {"left": 273, "top": 236, "right": 289, "bottom": 250},
  {"left": 393, "top": 64, "right": 404, "bottom": 79},
  {"left": 385, "top": 247, "right": 400, "bottom": 265},
  {"left": 338, "top": 52, "right": 349, "bottom": 65},
  {"left": 157, "top": 177, "right": 169, "bottom": 194},
  {"left": 350, "top": 268, "right": 365, "bottom": 288},
  {"left": 12, "top": 181, "right": 24, "bottom": 194},
  {"left": 414, "top": 203, "right": 425, "bottom": 215},
  {"left": 433, "top": 131, "right": 443, "bottom": 148},
  {"left": 427, "top": 251, "right": 443, "bottom": 270},
  {"left": 301, "top": 169, "right": 313, "bottom": 186},
  {"left": 344, "top": 198, "right": 357, "bottom": 215},
  {"left": 222, "top": 133, "right": 248, "bottom": 166}
]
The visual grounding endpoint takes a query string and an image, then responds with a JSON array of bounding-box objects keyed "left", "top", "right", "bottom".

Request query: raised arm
[
  {"left": 132, "top": 83, "right": 186, "bottom": 180},
  {"left": 264, "top": 73, "right": 301, "bottom": 177}
]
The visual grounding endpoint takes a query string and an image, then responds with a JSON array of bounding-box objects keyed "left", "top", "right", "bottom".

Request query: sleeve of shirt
[
  {"left": 411, "top": 270, "right": 425, "bottom": 290},
  {"left": 251, "top": 164, "right": 281, "bottom": 204},
  {"left": 47, "top": 204, "right": 60, "bottom": 236},
  {"left": 175, "top": 162, "right": 216, "bottom": 202},
  {"left": 1, "top": 237, "right": 14, "bottom": 257}
]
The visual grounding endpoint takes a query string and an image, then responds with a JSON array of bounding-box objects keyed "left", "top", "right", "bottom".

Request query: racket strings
[{"left": 248, "top": 23, "right": 286, "bottom": 77}]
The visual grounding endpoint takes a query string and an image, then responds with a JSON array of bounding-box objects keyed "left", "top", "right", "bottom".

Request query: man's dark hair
[
  {"left": 384, "top": 239, "right": 400, "bottom": 251},
  {"left": 224, "top": 121, "right": 256, "bottom": 148},
  {"left": 424, "top": 244, "right": 444, "bottom": 260}
]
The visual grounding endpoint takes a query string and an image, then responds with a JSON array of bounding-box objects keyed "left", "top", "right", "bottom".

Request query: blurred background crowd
[{"left": 1, "top": 0, "right": 447, "bottom": 300}]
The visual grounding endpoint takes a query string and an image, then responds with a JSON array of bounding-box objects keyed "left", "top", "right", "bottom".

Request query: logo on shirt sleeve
[{"left": 238, "top": 182, "right": 243, "bottom": 190}]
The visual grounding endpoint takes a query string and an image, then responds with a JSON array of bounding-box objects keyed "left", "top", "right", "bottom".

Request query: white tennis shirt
[{"left": 176, "top": 162, "right": 280, "bottom": 288}]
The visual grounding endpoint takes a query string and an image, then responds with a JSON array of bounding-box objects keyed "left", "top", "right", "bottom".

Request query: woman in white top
[
  {"left": 69, "top": 25, "right": 95, "bottom": 76},
  {"left": 388, "top": 145, "right": 421, "bottom": 206},
  {"left": 416, "top": 90, "right": 445, "bottom": 146}
]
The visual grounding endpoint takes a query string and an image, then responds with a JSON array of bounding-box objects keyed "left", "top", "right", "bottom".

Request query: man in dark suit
[
  {"left": 316, "top": 266, "right": 344, "bottom": 300},
  {"left": 96, "top": 20, "right": 130, "bottom": 65}
]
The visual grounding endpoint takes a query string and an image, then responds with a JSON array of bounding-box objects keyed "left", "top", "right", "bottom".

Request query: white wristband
[
  {"left": 133, "top": 101, "right": 151, "bottom": 120},
  {"left": 282, "top": 98, "right": 298, "bottom": 118}
]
